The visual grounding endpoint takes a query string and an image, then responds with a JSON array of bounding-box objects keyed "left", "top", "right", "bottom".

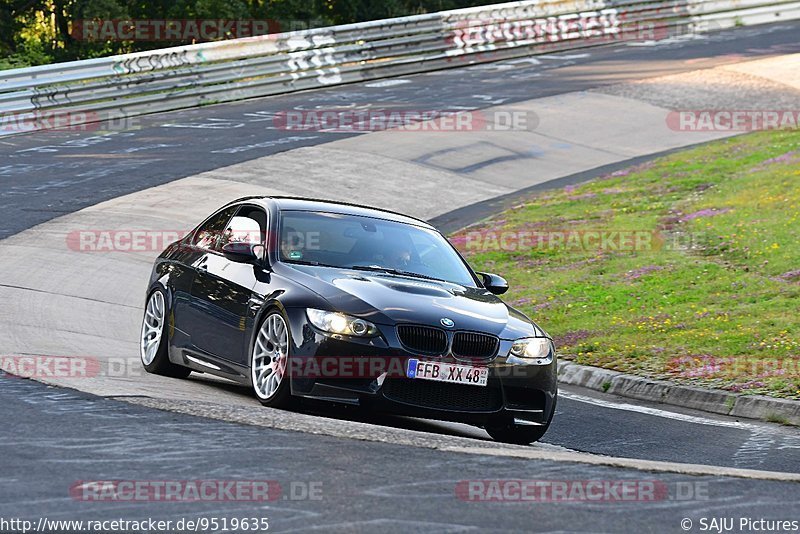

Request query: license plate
[{"left": 406, "top": 359, "right": 488, "bottom": 387}]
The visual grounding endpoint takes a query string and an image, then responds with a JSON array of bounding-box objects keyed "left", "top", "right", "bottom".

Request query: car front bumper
[{"left": 284, "top": 308, "right": 558, "bottom": 426}]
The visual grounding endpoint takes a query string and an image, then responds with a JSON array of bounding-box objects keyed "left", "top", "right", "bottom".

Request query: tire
[
  {"left": 486, "top": 396, "right": 557, "bottom": 445},
  {"left": 251, "top": 309, "right": 293, "bottom": 408},
  {"left": 486, "top": 421, "right": 550, "bottom": 445},
  {"left": 140, "top": 287, "right": 191, "bottom": 379}
]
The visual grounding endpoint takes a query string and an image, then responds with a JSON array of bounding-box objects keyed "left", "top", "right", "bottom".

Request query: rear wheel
[
  {"left": 251, "top": 310, "right": 292, "bottom": 407},
  {"left": 140, "top": 288, "right": 191, "bottom": 378}
]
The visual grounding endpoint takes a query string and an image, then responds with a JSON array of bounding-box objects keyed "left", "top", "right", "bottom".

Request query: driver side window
[{"left": 220, "top": 206, "right": 268, "bottom": 249}]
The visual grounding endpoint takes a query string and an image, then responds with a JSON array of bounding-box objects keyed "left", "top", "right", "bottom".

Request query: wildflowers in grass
[
  {"left": 680, "top": 208, "right": 731, "bottom": 221},
  {"left": 449, "top": 131, "right": 800, "bottom": 398}
]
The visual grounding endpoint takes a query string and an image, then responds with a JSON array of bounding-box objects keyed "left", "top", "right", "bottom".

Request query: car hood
[{"left": 284, "top": 265, "right": 537, "bottom": 339}]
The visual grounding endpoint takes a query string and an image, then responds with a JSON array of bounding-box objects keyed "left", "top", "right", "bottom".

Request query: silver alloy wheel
[
  {"left": 141, "top": 291, "right": 166, "bottom": 365},
  {"left": 252, "top": 313, "right": 289, "bottom": 400}
]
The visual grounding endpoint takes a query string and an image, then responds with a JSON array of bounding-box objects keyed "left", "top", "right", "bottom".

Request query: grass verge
[{"left": 451, "top": 131, "right": 800, "bottom": 399}]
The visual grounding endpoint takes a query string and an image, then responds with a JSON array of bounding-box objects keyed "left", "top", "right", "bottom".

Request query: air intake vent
[
  {"left": 397, "top": 325, "right": 447, "bottom": 355},
  {"left": 383, "top": 379, "right": 502, "bottom": 412}
]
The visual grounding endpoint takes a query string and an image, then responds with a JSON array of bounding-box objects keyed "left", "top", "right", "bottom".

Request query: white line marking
[
  {"left": 123, "top": 397, "right": 800, "bottom": 482},
  {"left": 539, "top": 53, "right": 590, "bottom": 60},
  {"left": 365, "top": 79, "right": 411, "bottom": 88},
  {"left": 446, "top": 446, "right": 800, "bottom": 482},
  {"left": 505, "top": 57, "right": 542, "bottom": 65},
  {"left": 560, "top": 391, "right": 754, "bottom": 430},
  {"left": 733, "top": 429, "right": 775, "bottom": 469}
]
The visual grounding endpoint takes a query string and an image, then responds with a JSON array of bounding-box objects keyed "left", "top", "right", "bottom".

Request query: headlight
[
  {"left": 509, "top": 337, "right": 553, "bottom": 363},
  {"left": 306, "top": 308, "right": 378, "bottom": 337}
]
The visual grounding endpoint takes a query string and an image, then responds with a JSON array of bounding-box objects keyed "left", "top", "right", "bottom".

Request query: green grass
[
  {"left": 451, "top": 131, "right": 800, "bottom": 399},
  {"left": 765, "top": 413, "right": 795, "bottom": 426}
]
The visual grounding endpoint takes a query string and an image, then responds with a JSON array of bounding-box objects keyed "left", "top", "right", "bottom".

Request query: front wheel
[
  {"left": 251, "top": 310, "right": 293, "bottom": 407},
  {"left": 486, "top": 420, "right": 550, "bottom": 445},
  {"left": 140, "top": 288, "right": 191, "bottom": 379},
  {"left": 486, "top": 397, "right": 556, "bottom": 445}
]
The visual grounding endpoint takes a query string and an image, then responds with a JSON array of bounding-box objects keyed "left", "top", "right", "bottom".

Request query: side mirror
[
  {"left": 478, "top": 272, "right": 509, "bottom": 295},
  {"left": 221, "top": 242, "right": 265, "bottom": 264}
]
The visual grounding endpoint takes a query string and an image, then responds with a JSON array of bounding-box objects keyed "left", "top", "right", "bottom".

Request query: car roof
[{"left": 227, "top": 196, "right": 435, "bottom": 230}]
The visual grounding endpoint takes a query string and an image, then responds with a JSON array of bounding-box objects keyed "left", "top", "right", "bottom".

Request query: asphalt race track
[
  {"left": 3, "top": 22, "right": 800, "bottom": 238},
  {"left": 1, "top": 374, "right": 799, "bottom": 532},
  {"left": 1, "top": 21, "right": 800, "bottom": 532}
]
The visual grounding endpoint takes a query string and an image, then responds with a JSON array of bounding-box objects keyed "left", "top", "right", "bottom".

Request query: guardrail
[{"left": 1, "top": 0, "right": 799, "bottom": 136}]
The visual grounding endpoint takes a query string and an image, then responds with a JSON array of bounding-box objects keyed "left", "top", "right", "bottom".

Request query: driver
[
  {"left": 281, "top": 227, "right": 303, "bottom": 260},
  {"left": 389, "top": 247, "right": 412, "bottom": 269}
]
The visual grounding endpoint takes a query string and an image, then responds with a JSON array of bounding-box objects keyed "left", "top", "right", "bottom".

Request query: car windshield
[{"left": 279, "top": 210, "right": 477, "bottom": 287}]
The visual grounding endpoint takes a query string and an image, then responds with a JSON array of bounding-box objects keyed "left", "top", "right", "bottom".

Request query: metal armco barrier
[{"left": 1, "top": 0, "right": 799, "bottom": 136}]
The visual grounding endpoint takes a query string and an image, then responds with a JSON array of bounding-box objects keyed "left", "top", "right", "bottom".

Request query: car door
[
  {"left": 172, "top": 205, "right": 238, "bottom": 341},
  {"left": 189, "top": 205, "right": 267, "bottom": 365}
]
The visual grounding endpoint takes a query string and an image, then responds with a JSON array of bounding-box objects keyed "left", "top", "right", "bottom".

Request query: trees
[{"left": 0, "top": 0, "right": 51, "bottom": 68}]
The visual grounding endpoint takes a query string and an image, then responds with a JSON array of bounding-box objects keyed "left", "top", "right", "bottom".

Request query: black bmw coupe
[{"left": 140, "top": 197, "right": 557, "bottom": 444}]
